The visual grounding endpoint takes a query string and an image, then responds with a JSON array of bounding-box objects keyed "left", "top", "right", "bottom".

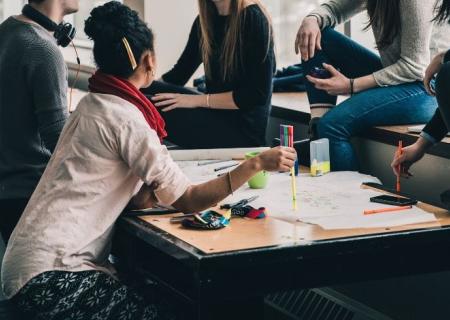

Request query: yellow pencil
[
  {"left": 281, "top": 124, "right": 298, "bottom": 211},
  {"left": 291, "top": 167, "right": 297, "bottom": 211},
  {"left": 288, "top": 126, "right": 297, "bottom": 211}
]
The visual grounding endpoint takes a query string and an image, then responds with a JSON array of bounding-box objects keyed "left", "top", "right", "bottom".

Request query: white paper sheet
[
  {"left": 176, "top": 160, "right": 239, "bottom": 183},
  {"left": 175, "top": 163, "right": 437, "bottom": 230},
  {"left": 170, "top": 147, "right": 269, "bottom": 161}
]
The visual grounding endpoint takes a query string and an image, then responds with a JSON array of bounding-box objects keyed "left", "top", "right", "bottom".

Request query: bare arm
[
  {"left": 118, "top": 118, "right": 296, "bottom": 213},
  {"left": 306, "top": 63, "right": 379, "bottom": 95},
  {"left": 353, "top": 74, "right": 378, "bottom": 93},
  {"left": 152, "top": 91, "right": 239, "bottom": 111},
  {"left": 204, "top": 92, "right": 237, "bottom": 110},
  {"left": 173, "top": 146, "right": 296, "bottom": 213}
]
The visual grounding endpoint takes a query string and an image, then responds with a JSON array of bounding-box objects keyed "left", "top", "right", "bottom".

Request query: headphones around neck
[{"left": 22, "top": 4, "right": 76, "bottom": 47}]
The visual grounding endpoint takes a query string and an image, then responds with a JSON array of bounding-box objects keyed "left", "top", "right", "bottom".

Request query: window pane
[
  {"left": 72, "top": 0, "right": 123, "bottom": 42},
  {"left": 0, "top": 1, "right": 4, "bottom": 22},
  {"left": 262, "top": 0, "right": 323, "bottom": 68}
]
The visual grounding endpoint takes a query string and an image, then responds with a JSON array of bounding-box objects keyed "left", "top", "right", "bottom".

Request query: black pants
[
  {"left": 0, "top": 198, "right": 29, "bottom": 244},
  {"left": 436, "top": 60, "right": 450, "bottom": 130},
  {"left": 142, "top": 81, "right": 259, "bottom": 149}
]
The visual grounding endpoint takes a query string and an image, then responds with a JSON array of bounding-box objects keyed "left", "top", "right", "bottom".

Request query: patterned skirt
[{"left": 12, "top": 270, "right": 178, "bottom": 320}]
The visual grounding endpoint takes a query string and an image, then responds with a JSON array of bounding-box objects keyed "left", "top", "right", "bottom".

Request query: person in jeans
[
  {"left": 1, "top": 3, "right": 296, "bottom": 319},
  {"left": 0, "top": 0, "right": 79, "bottom": 243},
  {"left": 392, "top": 0, "right": 450, "bottom": 176},
  {"left": 296, "top": 0, "right": 450, "bottom": 171},
  {"left": 143, "top": 0, "right": 275, "bottom": 149}
]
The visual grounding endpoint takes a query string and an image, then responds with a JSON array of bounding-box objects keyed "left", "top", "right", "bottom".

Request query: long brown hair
[
  {"left": 197, "top": 0, "right": 272, "bottom": 81},
  {"left": 365, "top": 0, "right": 401, "bottom": 50}
]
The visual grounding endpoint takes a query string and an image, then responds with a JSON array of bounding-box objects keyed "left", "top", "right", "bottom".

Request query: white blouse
[{"left": 1, "top": 93, "right": 191, "bottom": 298}]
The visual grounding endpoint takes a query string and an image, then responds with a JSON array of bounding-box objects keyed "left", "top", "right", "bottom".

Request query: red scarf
[{"left": 88, "top": 71, "right": 167, "bottom": 141}]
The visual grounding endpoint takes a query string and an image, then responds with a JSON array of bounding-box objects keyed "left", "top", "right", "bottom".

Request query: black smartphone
[
  {"left": 370, "top": 195, "right": 418, "bottom": 206},
  {"left": 309, "top": 67, "right": 332, "bottom": 79}
]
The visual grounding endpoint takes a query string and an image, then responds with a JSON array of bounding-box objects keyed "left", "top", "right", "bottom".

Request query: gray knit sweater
[
  {"left": 309, "top": 0, "right": 450, "bottom": 86},
  {"left": 0, "top": 17, "right": 68, "bottom": 200}
]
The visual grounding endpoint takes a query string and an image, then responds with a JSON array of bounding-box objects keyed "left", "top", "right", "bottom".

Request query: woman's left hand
[
  {"left": 424, "top": 52, "right": 445, "bottom": 96},
  {"left": 306, "top": 63, "right": 350, "bottom": 96},
  {"left": 152, "top": 93, "right": 203, "bottom": 112}
]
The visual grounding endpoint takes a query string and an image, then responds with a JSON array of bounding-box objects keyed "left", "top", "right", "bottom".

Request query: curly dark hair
[{"left": 84, "top": 1, "right": 154, "bottom": 78}]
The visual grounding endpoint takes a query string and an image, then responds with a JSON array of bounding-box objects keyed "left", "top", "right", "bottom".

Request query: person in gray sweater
[
  {"left": 0, "top": 0, "right": 79, "bottom": 243},
  {"left": 296, "top": 0, "right": 450, "bottom": 171}
]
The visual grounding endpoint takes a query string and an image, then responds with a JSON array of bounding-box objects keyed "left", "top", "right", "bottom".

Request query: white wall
[
  {"left": 145, "top": 0, "right": 202, "bottom": 81},
  {"left": 351, "top": 12, "right": 376, "bottom": 52},
  {"left": 62, "top": 0, "right": 203, "bottom": 84},
  {"left": 2, "top": 0, "right": 23, "bottom": 19}
]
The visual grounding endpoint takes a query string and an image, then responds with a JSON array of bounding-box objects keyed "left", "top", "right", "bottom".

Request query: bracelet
[
  {"left": 349, "top": 78, "right": 355, "bottom": 96},
  {"left": 227, "top": 172, "right": 234, "bottom": 195},
  {"left": 206, "top": 94, "right": 211, "bottom": 109},
  {"left": 306, "top": 14, "right": 323, "bottom": 28}
]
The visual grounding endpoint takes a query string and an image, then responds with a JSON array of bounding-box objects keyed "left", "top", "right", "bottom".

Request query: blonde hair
[{"left": 197, "top": 0, "right": 273, "bottom": 81}]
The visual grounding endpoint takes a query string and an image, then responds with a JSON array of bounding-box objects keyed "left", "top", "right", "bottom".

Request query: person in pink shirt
[{"left": 1, "top": 2, "right": 296, "bottom": 319}]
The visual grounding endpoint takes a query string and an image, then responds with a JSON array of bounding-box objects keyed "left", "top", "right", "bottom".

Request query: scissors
[
  {"left": 169, "top": 196, "right": 259, "bottom": 223},
  {"left": 220, "top": 196, "right": 259, "bottom": 210}
]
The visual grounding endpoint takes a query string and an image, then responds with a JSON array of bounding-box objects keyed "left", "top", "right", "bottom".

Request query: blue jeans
[{"left": 302, "top": 28, "right": 438, "bottom": 171}]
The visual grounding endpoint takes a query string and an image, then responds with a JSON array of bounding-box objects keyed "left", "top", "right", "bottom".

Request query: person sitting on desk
[
  {"left": 296, "top": 0, "right": 450, "bottom": 171},
  {"left": 143, "top": 0, "right": 275, "bottom": 149},
  {"left": 1, "top": 2, "right": 296, "bottom": 319},
  {"left": 0, "top": 0, "right": 79, "bottom": 244},
  {"left": 392, "top": 0, "right": 450, "bottom": 176}
]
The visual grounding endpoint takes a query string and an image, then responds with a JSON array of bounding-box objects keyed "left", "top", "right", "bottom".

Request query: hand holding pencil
[
  {"left": 391, "top": 141, "right": 428, "bottom": 179},
  {"left": 256, "top": 147, "right": 297, "bottom": 172},
  {"left": 280, "top": 125, "right": 298, "bottom": 211}
]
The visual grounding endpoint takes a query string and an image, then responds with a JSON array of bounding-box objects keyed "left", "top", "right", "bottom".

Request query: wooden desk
[{"left": 114, "top": 185, "right": 450, "bottom": 320}]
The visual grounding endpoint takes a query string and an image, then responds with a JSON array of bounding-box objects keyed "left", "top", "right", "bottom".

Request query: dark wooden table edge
[
  {"left": 119, "top": 214, "right": 450, "bottom": 261},
  {"left": 116, "top": 214, "right": 450, "bottom": 302},
  {"left": 117, "top": 177, "right": 450, "bottom": 267},
  {"left": 271, "top": 104, "right": 450, "bottom": 159}
]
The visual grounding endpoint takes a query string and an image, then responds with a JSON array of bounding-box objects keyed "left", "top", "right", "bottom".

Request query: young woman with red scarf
[{"left": 0, "top": 2, "right": 296, "bottom": 319}]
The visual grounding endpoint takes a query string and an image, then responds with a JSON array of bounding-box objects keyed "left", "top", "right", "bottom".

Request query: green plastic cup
[{"left": 245, "top": 152, "right": 269, "bottom": 189}]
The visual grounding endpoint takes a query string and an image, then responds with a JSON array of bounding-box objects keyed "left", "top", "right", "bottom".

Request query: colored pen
[
  {"left": 281, "top": 125, "right": 298, "bottom": 211},
  {"left": 214, "top": 163, "right": 239, "bottom": 172},
  {"left": 198, "top": 159, "right": 229, "bottom": 166},
  {"left": 396, "top": 140, "right": 403, "bottom": 193},
  {"left": 170, "top": 213, "right": 196, "bottom": 223},
  {"left": 364, "top": 205, "right": 412, "bottom": 215},
  {"left": 289, "top": 126, "right": 297, "bottom": 211}
]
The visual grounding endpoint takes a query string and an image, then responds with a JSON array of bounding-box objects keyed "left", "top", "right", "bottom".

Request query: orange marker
[
  {"left": 396, "top": 140, "right": 403, "bottom": 193},
  {"left": 364, "top": 205, "right": 412, "bottom": 215}
]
